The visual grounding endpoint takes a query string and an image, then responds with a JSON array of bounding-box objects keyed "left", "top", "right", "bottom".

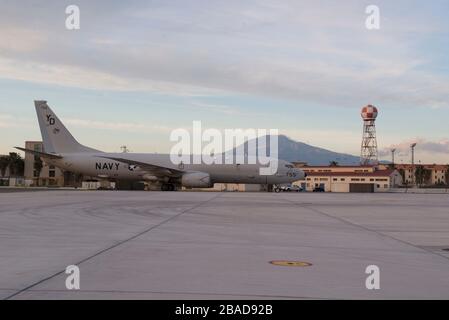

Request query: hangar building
[{"left": 293, "top": 163, "right": 402, "bottom": 193}]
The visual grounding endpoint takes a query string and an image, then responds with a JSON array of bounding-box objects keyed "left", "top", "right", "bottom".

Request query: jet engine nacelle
[
  {"left": 181, "top": 172, "right": 212, "bottom": 188},
  {"left": 142, "top": 174, "right": 159, "bottom": 182}
]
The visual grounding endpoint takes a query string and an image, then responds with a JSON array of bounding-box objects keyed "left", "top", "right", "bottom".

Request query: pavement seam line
[
  {"left": 10, "top": 288, "right": 331, "bottom": 300},
  {"left": 3, "top": 193, "right": 222, "bottom": 300},
  {"left": 281, "top": 196, "right": 449, "bottom": 263}
]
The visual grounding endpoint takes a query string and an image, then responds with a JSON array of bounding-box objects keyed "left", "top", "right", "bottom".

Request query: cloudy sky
[{"left": 0, "top": 0, "right": 448, "bottom": 163}]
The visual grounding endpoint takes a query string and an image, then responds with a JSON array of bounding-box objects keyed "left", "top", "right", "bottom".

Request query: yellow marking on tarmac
[{"left": 270, "top": 260, "right": 312, "bottom": 267}]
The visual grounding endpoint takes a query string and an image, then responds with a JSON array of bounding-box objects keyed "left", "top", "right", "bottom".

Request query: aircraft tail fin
[{"left": 34, "top": 100, "right": 100, "bottom": 154}]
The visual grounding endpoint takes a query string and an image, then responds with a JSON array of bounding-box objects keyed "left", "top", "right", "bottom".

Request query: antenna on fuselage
[{"left": 120, "top": 145, "right": 130, "bottom": 153}]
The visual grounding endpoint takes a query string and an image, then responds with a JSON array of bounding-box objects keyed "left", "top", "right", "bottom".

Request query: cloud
[
  {"left": 65, "top": 117, "right": 172, "bottom": 134},
  {"left": 379, "top": 138, "right": 449, "bottom": 157},
  {"left": 0, "top": 114, "right": 14, "bottom": 128},
  {"left": 187, "top": 101, "right": 270, "bottom": 116},
  {"left": 0, "top": 27, "right": 47, "bottom": 52},
  {"left": 0, "top": 57, "right": 222, "bottom": 96},
  {"left": 0, "top": 113, "right": 33, "bottom": 129},
  {"left": 0, "top": 112, "right": 171, "bottom": 134},
  {"left": 0, "top": 1, "right": 448, "bottom": 108}
]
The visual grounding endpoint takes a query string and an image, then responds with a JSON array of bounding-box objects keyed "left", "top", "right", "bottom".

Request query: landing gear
[{"left": 161, "top": 183, "right": 176, "bottom": 191}]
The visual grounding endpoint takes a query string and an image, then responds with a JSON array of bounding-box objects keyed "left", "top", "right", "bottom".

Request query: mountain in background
[
  {"left": 275, "top": 135, "right": 360, "bottom": 165},
  {"left": 231, "top": 135, "right": 360, "bottom": 165}
]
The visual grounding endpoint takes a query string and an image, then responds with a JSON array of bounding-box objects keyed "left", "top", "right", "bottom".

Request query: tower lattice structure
[{"left": 360, "top": 105, "right": 378, "bottom": 165}]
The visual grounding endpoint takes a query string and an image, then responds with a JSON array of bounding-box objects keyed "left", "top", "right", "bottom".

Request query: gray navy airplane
[{"left": 16, "top": 101, "right": 305, "bottom": 191}]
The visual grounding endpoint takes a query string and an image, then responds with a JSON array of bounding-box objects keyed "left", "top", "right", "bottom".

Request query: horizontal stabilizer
[{"left": 14, "top": 147, "right": 63, "bottom": 159}]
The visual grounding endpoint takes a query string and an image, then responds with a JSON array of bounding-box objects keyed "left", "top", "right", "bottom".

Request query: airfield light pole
[
  {"left": 391, "top": 148, "right": 396, "bottom": 167},
  {"left": 410, "top": 143, "right": 417, "bottom": 186}
]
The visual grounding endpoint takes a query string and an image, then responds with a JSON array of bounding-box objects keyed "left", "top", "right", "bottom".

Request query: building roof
[
  {"left": 293, "top": 163, "right": 374, "bottom": 168},
  {"left": 306, "top": 169, "right": 396, "bottom": 177},
  {"left": 395, "top": 164, "right": 448, "bottom": 170}
]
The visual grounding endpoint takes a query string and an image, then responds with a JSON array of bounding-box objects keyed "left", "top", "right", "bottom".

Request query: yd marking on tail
[{"left": 46, "top": 114, "right": 56, "bottom": 126}]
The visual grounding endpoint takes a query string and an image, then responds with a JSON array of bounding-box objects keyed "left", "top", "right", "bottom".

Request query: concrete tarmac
[{"left": 1, "top": 190, "right": 449, "bottom": 299}]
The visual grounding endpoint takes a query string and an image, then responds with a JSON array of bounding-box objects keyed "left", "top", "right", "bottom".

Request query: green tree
[
  {"left": 398, "top": 168, "right": 406, "bottom": 184},
  {"left": 415, "top": 165, "right": 424, "bottom": 186},
  {"left": 445, "top": 165, "right": 449, "bottom": 191},
  {"left": 0, "top": 155, "right": 9, "bottom": 177},
  {"left": 329, "top": 161, "right": 339, "bottom": 166},
  {"left": 8, "top": 152, "right": 24, "bottom": 177},
  {"left": 415, "top": 165, "right": 432, "bottom": 187},
  {"left": 423, "top": 168, "right": 431, "bottom": 186},
  {"left": 33, "top": 157, "right": 43, "bottom": 186}
]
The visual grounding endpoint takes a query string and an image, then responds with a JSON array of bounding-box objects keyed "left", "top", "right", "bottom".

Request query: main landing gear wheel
[{"left": 161, "top": 184, "right": 175, "bottom": 191}]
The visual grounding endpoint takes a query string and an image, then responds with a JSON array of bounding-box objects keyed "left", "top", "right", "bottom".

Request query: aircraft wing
[
  {"left": 15, "top": 147, "right": 63, "bottom": 159},
  {"left": 98, "top": 156, "right": 184, "bottom": 177}
]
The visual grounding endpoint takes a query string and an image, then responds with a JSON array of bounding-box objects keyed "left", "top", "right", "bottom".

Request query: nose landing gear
[{"left": 161, "top": 183, "right": 176, "bottom": 191}]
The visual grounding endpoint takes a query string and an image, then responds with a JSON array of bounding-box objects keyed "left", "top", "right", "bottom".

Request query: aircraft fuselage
[{"left": 46, "top": 152, "right": 303, "bottom": 185}]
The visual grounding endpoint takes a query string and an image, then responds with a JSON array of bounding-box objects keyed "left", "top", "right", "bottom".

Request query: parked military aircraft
[{"left": 16, "top": 101, "right": 304, "bottom": 191}]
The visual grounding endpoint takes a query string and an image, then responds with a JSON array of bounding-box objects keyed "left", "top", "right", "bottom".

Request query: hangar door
[
  {"left": 331, "top": 184, "right": 349, "bottom": 193},
  {"left": 349, "top": 183, "right": 374, "bottom": 193}
]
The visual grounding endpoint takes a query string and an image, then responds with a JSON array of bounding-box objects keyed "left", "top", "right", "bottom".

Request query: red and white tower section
[{"left": 360, "top": 105, "right": 379, "bottom": 165}]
